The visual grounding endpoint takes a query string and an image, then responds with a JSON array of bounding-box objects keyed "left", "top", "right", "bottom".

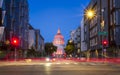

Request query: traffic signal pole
[
  {"left": 102, "top": 40, "right": 108, "bottom": 62},
  {"left": 14, "top": 47, "right": 17, "bottom": 61},
  {"left": 11, "top": 37, "right": 19, "bottom": 61}
]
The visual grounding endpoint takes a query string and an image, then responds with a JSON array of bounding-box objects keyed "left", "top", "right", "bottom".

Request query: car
[
  {"left": 51, "top": 57, "right": 56, "bottom": 62},
  {"left": 46, "top": 57, "right": 50, "bottom": 62}
]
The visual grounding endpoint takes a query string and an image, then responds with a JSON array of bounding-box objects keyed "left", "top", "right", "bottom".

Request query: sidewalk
[
  {"left": 69, "top": 58, "right": 120, "bottom": 64},
  {"left": 0, "top": 59, "right": 47, "bottom": 66}
]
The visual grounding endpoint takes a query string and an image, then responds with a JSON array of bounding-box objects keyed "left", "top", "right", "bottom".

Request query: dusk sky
[{"left": 29, "top": 0, "right": 90, "bottom": 43}]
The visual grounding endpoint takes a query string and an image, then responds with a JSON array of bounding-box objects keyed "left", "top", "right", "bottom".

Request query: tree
[
  {"left": 64, "top": 40, "right": 75, "bottom": 56},
  {"left": 27, "top": 46, "right": 36, "bottom": 58},
  {"left": 45, "top": 42, "right": 57, "bottom": 56}
]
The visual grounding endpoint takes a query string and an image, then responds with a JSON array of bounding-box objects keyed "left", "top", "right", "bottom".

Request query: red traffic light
[
  {"left": 13, "top": 40, "right": 17, "bottom": 44},
  {"left": 102, "top": 40, "right": 108, "bottom": 46},
  {"left": 11, "top": 37, "right": 19, "bottom": 46}
]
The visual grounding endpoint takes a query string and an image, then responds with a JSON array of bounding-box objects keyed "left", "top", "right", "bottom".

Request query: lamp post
[{"left": 102, "top": 40, "right": 108, "bottom": 58}]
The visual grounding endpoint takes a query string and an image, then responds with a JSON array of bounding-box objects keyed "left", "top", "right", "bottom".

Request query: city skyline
[{"left": 29, "top": 0, "right": 90, "bottom": 43}]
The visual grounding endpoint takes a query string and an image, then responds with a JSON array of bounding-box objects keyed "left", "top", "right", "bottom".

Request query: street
[{"left": 0, "top": 59, "right": 120, "bottom": 75}]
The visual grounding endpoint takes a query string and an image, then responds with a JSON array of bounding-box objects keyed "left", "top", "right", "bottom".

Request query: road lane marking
[
  {"left": 89, "top": 63, "right": 96, "bottom": 65},
  {"left": 56, "top": 63, "right": 61, "bottom": 64},
  {"left": 65, "top": 63, "right": 70, "bottom": 64},
  {"left": 73, "top": 63, "right": 78, "bottom": 65}
]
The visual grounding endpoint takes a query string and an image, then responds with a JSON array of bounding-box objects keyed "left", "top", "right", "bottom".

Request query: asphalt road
[{"left": 0, "top": 60, "right": 120, "bottom": 75}]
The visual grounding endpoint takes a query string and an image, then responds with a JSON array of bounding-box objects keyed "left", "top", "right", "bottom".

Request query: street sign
[{"left": 98, "top": 31, "right": 108, "bottom": 35}]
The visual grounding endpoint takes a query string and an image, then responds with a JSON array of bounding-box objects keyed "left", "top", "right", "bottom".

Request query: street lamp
[
  {"left": 69, "top": 40, "right": 73, "bottom": 43},
  {"left": 85, "top": 9, "right": 95, "bottom": 19}
]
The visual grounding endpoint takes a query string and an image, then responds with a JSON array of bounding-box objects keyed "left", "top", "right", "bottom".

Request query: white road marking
[
  {"left": 65, "top": 62, "right": 70, "bottom": 64},
  {"left": 73, "top": 63, "right": 78, "bottom": 65},
  {"left": 56, "top": 63, "right": 61, "bottom": 64}
]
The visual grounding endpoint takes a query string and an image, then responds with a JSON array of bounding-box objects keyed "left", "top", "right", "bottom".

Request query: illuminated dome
[
  {"left": 53, "top": 28, "right": 65, "bottom": 57},
  {"left": 53, "top": 28, "right": 65, "bottom": 45}
]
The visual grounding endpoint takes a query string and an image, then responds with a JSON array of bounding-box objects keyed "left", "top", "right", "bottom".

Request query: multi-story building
[
  {"left": 35, "top": 29, "right": 44, "bottom": 52},
  {"left": 84, "top": 0, "right": 108, "bottom": 58},
  {"left": 0, "top": 0, "right": 7, "bottom": 59},
  {"left": 81, "top": 18, "right": 87, "bottom": 56},
  {"left": 70, "top": 30, "right": 76, "bottom": 41},
  {"left": 0, "top": 0, "right": 6, "bottom": 41},
  {"left": 75, "top": 26, "right": 81, "bottom": 57},
  {"left": 110, "top": 0, "right": 120, "bottom": 57},
  {"left": 28, "top": 25, "right": 44, "bottom": 56},
  {"left": 5, "top": 0, "right": 29, "bottom": 56},
  {"left": 28, "top": 25, "right": 36, "bottom": 49},
  {"left": 39, "top": 34, "right": 44, "bottom": 51},
  {"left": 84, "top": 0, "right": 120, "bottom": 58},
  {"left": 70, "top": 26, "right": 81, "bottom": 57}
]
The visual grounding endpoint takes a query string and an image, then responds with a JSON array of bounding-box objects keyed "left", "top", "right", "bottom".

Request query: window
[
  {"left": 0, "top": 8, "right": 2, "bottom": 26},
  {"left": 113, "top": 0, "right": 116, "bottom": 7},
  {"left": 110, "top": 0, "right": 114, "bottom": 9},
  {"left": 110, "top": 14, "right": 113, "bottom": 26},
  {"left": 85, "top": 26, "right": 87, "bottom": 32},
  {"left": 113, "top": 12, "right": 116, "bottom": 25},
  {"left": 110, "top": 30, "right": 113, "bottom": 41},
  {"left": 95, "top": 37, "right": 97, "bottom": 45}
]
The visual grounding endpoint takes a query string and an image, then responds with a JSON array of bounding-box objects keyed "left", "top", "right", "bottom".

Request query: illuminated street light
[
  {"left": 85, "top": 9, "right": 95, "bottom": 19},
  {"left": 69, "top": 40, "right": 73, "bottom": 43}
]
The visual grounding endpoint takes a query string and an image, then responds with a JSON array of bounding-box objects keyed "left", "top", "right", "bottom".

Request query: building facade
[
  {"left": 110, "top": 0, "right": 120, "bottom": 57},
  {"left": 70, "top": 30, "right": 76, "bottom": 41},
  {"left": 28, "top": 25, "right": 36, "bottom": 49},
  {"left": 83, "top": 0, "right": 120, "bottom": 58},
  {"left": 70, "top": 26, "right": 81, "bottom": 57},
  {"left": 35, "top": 29, "right": 44, "bottom": 52},
  {"left": 3, "top": 0, "right": 29, "bottom": 58},
  {"left": 75, "top": 26, "right": 81, "bottom": 57},
  {"left": 28, "top": 25, "right": 44, "bottom": 55},
  {"left": 84, "top": 0, "right": 109, "bottom": 58},
  {"left": 0, "top": 0, "right": 6, "bottom": 26},
  {"left": 53, "top": 28, "right": 65, "bottom": 57},
  {"left": 0, "top": 0, "right": 6, "bottom": 41},
  {"left": 81, "top": 18, "right": 87, "bottom": 56},
  {"left": 5, "top": 0, "right": 29, "bottom": 50}
]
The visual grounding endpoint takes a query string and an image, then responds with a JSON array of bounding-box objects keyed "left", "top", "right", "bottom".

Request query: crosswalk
[{"left": 42, "top": 62, "right": 107, "bottom": 66}]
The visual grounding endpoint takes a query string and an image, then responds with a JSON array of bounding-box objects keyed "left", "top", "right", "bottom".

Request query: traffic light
[
  {"left": 11, "top": 37, "right": 19, "bottom": 46},
  {"left": 102, "top": 40, "right": 108, "bottom": 47}
]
